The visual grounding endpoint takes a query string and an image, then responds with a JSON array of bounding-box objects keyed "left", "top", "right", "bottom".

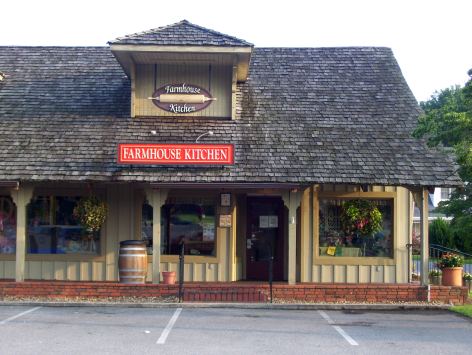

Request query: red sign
[{"left": 118, "top": 144, "right": 234, "bottom": 165}]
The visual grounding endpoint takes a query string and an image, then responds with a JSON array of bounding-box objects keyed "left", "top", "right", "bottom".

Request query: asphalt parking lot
[{"left": 0, "top": 305, "right": 471, "bottom": 354}]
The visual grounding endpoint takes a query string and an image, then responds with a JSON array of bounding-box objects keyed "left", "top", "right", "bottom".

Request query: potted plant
[
  {"left": 437, "top": 253, "right": 464, "bottom": 286},
  {"left": 162, "top": 271, "right": 176, "bottom": 285},
  {"left": 429, "top": 269, "right": 442, "bottom": 285},
  {"left": 341, "top": 199, "right": 383, "bottom": 236},
  {"left": 73, "top": 196, "right": 107, "bottom": 252},
  {"left": 463, "top": 272, "right": 472, "bottom": 291}
]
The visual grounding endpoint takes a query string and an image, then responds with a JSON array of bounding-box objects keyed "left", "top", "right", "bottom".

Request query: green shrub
[{"left": 429, "top": 218, "right": 454, "bottom": 248}]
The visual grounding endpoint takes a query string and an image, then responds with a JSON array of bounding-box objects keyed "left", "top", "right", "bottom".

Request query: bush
[{"left": 429, "top": 218, "right": 454, "bottom": 248}]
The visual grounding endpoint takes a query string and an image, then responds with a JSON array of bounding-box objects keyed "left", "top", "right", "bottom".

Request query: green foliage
[
  {"left": 463, "top": 272, "right": 472, "bottom": 281},
  {"left": 340, "top": 199, "right": 383, "bottom": 236},
  {"left": 429, "top": 218, "right": 454, "bottom": 248},
  {"left": 73, "top": 196, "right": 107, "bottom": 232},
  {"left": 414, "top": 69, "right": 472, "bottom": 253}
]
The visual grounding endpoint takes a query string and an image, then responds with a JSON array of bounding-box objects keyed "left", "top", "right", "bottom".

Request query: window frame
[
  {"left": 139, "top": 191, "right": 221, "bottom": 263},
  {"left": 25, "top": 190, "right": 106, "bottom": 261},
  {"left": 314, "top": 191, "right": 397, "bottom": 266}
]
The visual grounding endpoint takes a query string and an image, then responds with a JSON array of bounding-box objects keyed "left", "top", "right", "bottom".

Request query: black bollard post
[
  {"left": 269, "top": 255, "right": 274, "bottom": 303},
  {"left": 179, "top": 242, "right": 185, "bottom": 303}
]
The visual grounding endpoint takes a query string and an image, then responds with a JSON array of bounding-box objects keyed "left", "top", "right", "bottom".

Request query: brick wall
[{"left": 0, "top": 281, "right": 467, "bottom": 304}]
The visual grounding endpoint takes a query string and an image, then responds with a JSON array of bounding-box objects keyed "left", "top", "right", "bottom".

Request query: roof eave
[{"left": 110, "top": 44, "right": 252, "bottom": 81}]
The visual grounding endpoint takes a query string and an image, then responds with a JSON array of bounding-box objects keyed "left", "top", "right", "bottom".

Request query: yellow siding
[{"left": 135, "top": 63, "right": 232, "bottom": 118}]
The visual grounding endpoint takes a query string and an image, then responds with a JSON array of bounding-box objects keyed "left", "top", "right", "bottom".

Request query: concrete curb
[{"left": 0, "top": 301, "right": 452, "bottom": 311}]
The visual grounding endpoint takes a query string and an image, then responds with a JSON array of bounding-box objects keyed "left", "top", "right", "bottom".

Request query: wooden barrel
[{"left": 118, "top": 240, "right": 148, "bottom": 284}]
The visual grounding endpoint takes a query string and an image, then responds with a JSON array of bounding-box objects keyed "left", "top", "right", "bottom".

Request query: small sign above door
[{"left": 149, "top": 83, "right": 216, "bottom": 114}]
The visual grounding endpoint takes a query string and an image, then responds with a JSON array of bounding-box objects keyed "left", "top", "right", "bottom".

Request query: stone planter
[
  {"left": 429, "top": 275, "right": 442, "bottom": 285},
  {"left": 464, "top": 279, "right": 472, "bottom": 292},
  {"left": 441, "top": 267, "right": 463, "bottom": 286}
]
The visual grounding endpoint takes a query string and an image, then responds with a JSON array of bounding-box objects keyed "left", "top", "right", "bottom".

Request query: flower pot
[
  {"left": 441, "top": 267, "right": 463, "bottom": 286},
  {"left": 162, "top": 271, "right": 176, "bottom": 285},
  {"left": 429, "top": 275, "right": 441, "bottom": 285},
  {"left": 464, "top": 280, "right": 472, "bottom": 292}
]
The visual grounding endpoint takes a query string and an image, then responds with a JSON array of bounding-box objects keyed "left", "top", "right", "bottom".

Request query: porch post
[
  {"left": 413, "top": 188, "right": 430, "bottom": 286},
  {"left": 145, "top": 188, "right": 168, "bottom": 284},
  {"left": 419, "top": 188, "right": 430, "bottom": 286},
  {"left": 283, "top": 189, "right": 301, "bottom": 285},
  {"left": 10, "top": 185, "right": 34, "bottom": 282}
]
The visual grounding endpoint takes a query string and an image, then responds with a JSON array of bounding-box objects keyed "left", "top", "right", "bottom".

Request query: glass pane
[
  {"left": 141, "top": 203, "right": 153, "bottom": 254},
  {"left": 163, "top": 202, "right": 216, "bottom": 256},
  {"left": 319, "top": 198, "right": 393, "bottom": 257},
  {"left": 0, "top": 196, "right": 16, "bottom": 254},
  {"left": 27, "top": 196, "right": 100, "bottom": 255}
]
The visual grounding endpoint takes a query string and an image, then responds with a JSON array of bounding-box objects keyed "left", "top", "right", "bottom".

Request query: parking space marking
[
  {"left": 318, "top": 310, "right": 358, "bottom": 346},
  {"left": 0, "top": 307, "right": 42, "bottom": 325},
  {"left": 157, "top": 308, "right": 182, "bottom": 345}
]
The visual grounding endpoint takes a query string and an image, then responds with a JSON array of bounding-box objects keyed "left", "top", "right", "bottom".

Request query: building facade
[{"left": 0, "top": 21, "right": 461, "bottom": 285}]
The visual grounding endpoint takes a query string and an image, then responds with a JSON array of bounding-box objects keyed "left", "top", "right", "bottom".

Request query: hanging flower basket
[
  {"left": 73, "top": 196, "right": 108, "bottom": 232},
  {"left": 340, "top": 199, "right": 383, "bottom": 236}
]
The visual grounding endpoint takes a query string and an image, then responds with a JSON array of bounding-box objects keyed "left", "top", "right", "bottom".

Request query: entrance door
[{"left": 246, "top": 197, "right": 284, "bottom": 281}]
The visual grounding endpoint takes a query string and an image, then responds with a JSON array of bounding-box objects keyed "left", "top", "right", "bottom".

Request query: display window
[
  {"left": 27, "top": 196, "right": 101, "bottom": 255},
  {"left": 0, "top": 196, "right": 16, "bottom": 254},
  {"left": 141, "top": 196, "right": 216, "bottom": 256},
  {"left": 319, "top": 198, "right": 393, "bottom": 258}
]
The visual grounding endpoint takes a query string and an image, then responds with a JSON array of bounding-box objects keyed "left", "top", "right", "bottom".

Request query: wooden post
[
  {"left": 228, "top": 199, "right": 237, "bottom": 281},
  {"left": 419, "top": 188, "right": 430, "bottom": 286},
  {"left": 11, "top": 185, "right": 34, "bottom": 282},
  {"left": 145, "top": 188, "right": 168, "bottom": 284},
  {"left": 283, "top": 190, "right": 301, "bottom": 285},
  {"left": 413, "top": 188, "right": 430, "bottom": 286},
  {"left": 300, "top": 187, "right": 311, "bottom": 282}
]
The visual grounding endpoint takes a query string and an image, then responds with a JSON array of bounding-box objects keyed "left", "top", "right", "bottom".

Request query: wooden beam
[
  {"left": 231, "top": 64, "right": 237, "bottom": 120},
  {"left": 283, "top": 190, "right": 301, "bottom": 285},
  {"left": 110, "top": 45, "right": 253, "bottom": 54},
  {"left": 145, "top": 188, "right": 168, "bottom": 284},
  {"left": 10, "top": 185, "right": 34, "bottom": 282},
  {"left": 419, "top": 188, "right": 429, "bottom": 286}
]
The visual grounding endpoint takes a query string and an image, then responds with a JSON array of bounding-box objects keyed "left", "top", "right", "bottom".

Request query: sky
[{"left": 1, "top": 0, "right": 470, "bottom": 102}]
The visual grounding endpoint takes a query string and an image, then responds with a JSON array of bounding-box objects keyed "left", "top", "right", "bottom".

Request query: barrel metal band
[{"left": 119, "top": 254, "right": 147, "bottom": 257}]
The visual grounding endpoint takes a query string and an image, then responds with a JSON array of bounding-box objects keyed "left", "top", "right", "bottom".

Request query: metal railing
[{"left": 412, "top": 244, "right": 472, "bottom": 277}]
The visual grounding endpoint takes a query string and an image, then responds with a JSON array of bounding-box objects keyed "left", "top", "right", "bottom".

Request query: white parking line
[
  {"left": 157, "top": 308, "right": 182, "bottom": 345},
  {"left": 318, "top": 310, "right": 359, "bottom": 346},
  {"left": 0, "top": 307, "right": 42, "bottom": 325}
]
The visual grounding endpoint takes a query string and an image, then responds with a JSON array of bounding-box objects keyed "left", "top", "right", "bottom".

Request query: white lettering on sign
[
  {"left": 165, "top": 83, "right": 201, "bottom": 94},
  {"left": 118, "top": 144, "right": 234, "bottom": 165},
  {"left": 169, "top": 104, "right": 196, "bottom": 113}
]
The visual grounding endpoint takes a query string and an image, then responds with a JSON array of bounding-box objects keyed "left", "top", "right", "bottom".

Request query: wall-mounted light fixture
[{"left": 195, "top": 131, "right": 214, "bottom": 143}]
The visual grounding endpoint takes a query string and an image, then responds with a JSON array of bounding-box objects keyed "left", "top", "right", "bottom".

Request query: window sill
[
  {"left": 158, "top": 255, "right": 219, "bottom": 263},
  {"left": 314, "top": 256, "right": 395, "bottom": 266}
]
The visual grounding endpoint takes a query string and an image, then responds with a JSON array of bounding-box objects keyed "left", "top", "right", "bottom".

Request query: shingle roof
[
  {"left": 0, "top": 46, "right": 461, "bottom": 187},
  {"left": 108, "top": 20, "right": 253, "bottom": 47}
]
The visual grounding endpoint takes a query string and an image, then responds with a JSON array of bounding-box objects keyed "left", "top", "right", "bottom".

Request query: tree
[
  {"left": 429, "top": 218, "right": 454, "bottom": 248},
  {"left": 413, "top": 69, "right": 472, "bottom": 253}
]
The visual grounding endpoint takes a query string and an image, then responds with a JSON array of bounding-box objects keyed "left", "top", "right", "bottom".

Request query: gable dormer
[{"left": 109, "top": 20, "right": 253, "bottom": 119}]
